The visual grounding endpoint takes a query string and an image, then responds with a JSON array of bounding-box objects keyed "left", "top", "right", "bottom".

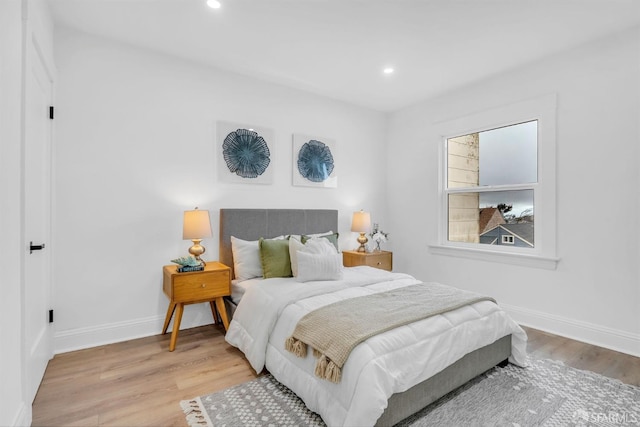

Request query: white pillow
[
  {"left": 296, "top": 251, "right": 343, "bottom": 282},
  {"left": 301, "top": 237, "right": 338, "bottom": 254},
  {"left": 290, "top": 237, "right": 340, "bottom": 278},
  {"left": 288, "top": 230, "right": 333, "bottom": 242},
  {"left": 230, "top": 236, "right": 262, "bottom": 281},
  {"left": 231, "top": 235, "right": 287, "bottom": 281},
  {"left": 289, "top": 237, "right": 305, "bottom": 277}
]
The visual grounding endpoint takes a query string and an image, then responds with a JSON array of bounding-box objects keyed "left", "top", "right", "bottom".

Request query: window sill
[{"left": 428, "top": 244, "right": 559, "bottom": 270}]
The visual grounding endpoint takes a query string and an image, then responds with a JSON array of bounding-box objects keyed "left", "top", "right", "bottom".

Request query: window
[
  {"left": 447, "top": 121, "right": 536, "bottom": 248},
  {"left": 431, "top": 95, "right": 558, "bottom": 269},
  {"left": 501, "top": 235, "right": 514, "bottom": 244}
]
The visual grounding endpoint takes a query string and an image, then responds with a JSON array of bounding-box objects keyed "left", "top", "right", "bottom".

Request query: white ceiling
[{"left": 48, "top": 0, "right": 640, "bottom": 112}]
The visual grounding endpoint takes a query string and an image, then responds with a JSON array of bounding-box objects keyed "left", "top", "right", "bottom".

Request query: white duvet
[{"left": 225, "top": 267, "right": 527, "bottom": 427}]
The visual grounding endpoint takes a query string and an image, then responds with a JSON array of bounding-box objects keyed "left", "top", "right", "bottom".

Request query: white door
[{"left": 23, "top": 38, "right": 53, "bottom": 403}]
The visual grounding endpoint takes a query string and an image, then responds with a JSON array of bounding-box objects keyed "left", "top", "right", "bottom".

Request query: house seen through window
[{"left": 446, "top": 121, "right": 537, "bottom": 249}]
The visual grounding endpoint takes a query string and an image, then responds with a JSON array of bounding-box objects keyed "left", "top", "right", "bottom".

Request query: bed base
[
  {"left": 375, "top": 334, "right": 511, "bottom": 426},
  {"left": 219, "top": 209, "right": 513, "bottom": 426},
  {"left": 225, "top": 296, "right": 511, "bottom": 426}
]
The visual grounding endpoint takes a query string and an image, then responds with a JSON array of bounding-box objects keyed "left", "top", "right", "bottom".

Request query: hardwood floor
[
  {"left": 32, "top": 325, "right": 257, "bottom": 427},
  {"left": 32, "top": 324, "right": 639, "bottom": 426},
  {"left": 523, "top": 326, "right": 640, "bottom": 386}
]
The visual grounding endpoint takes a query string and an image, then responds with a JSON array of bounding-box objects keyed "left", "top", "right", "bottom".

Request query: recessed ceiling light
[
  {"left": 207, "top": 0, "right": 221, "bottom": 9},
  {"left": 383, "top": 67, "right": 395, "bottom": 75}
]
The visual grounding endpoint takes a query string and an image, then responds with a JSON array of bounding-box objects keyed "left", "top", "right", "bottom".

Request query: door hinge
[
  {"left": 49, "top": 106, "right": 54, "bottom": 120},
  {"left": 49, "top": 309, "right": 54, "bottom": 323}
]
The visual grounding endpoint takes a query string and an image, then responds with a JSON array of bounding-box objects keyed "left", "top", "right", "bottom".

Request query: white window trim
[{"left": 429, "top": 94, "right": 559, "bottom": 270}]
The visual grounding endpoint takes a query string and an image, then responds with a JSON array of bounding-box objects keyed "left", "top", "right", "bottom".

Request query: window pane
[
  {"left": 448, "top": 190, "right": 534, "bottom": 248},
  {"left": 447, "top": 121, "right": 537, "bottom": 188}
]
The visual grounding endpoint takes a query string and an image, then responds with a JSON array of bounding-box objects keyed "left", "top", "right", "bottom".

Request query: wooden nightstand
[
  {"left": 162, "top": 261, "right": 231, "bottom": 351},
  {"left": 342, "top": 250, "right": 393, "bottom": 271}
]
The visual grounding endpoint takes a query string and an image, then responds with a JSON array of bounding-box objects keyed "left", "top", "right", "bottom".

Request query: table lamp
[
  {"left": 351, "top": 210, "right": 371, "bottom": 252},
  {"left": 183, "top": 207, "right": 212, "bottom": 264}
]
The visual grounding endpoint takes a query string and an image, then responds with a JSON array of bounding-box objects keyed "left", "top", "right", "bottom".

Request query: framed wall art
[
  {"left": 217, "top": 121, "right": 274, "bottom": 185},
  {"left": 292, "top": 134, "right": 337, "bottom": 188}
]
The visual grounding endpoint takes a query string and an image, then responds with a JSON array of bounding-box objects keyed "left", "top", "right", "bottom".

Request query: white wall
[
  {"left": 0, "top": 2, "right": 27, "bottom": 425},
  {"left": 52, "top": 28, "right": 389, "bottom": 352},
  {"left": 387, "top": 27, "right": 640, "bottom": 356}
]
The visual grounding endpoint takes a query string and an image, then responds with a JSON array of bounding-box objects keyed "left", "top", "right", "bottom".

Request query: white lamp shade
[
  {"left": 351, "top": 210, "right": 371, "bottom": 233},
  {"left": 183, "top": 208, "right": 212, "bottom": 240}
]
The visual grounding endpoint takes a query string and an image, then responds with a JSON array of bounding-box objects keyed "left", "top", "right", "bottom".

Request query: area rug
[{"left": 181, "top": 358, "right": 640, "bottom": 426}]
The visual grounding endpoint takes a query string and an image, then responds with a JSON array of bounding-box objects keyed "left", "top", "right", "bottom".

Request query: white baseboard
[
  {"left": 11, "top": 402, "right": 30, "bottom": 427},
  {"left": 54, "top": 306, "right": 216, "bottom": 354},
  {"left": 502, "top": 303, "right": 640, "bottom": 357},
  {"left": 54, "top": 302, "right": 640, "bottom": 358}
]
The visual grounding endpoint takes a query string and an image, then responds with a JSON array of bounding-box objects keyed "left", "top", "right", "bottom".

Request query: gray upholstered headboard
[{"left": 219, "top": 209, "right": 338, "bottom": 279}]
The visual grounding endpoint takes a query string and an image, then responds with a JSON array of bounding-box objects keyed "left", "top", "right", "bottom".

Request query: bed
[{"left": 220, "top": 208, "right": 527, "bottom": 426}]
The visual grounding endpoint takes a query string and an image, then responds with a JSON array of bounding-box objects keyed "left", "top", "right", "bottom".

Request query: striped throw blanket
[{"left": 285, "top": 282, "right": 495, "bottom": 383}]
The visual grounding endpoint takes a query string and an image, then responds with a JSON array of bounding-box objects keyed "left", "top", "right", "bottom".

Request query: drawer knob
[
  {"left": 377, "top": 262, "right": 382, "bottom": 265},
  {"left": 201, "top": 284, "right": 206, "bottom": 288}
]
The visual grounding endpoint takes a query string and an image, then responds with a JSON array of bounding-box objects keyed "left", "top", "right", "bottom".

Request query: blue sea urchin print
[
  {"left": 223, "top": 129, "right": 271, "bottom": 179},
  {"left": 297, "top": 140, "right": 334, "bottom": 182}
]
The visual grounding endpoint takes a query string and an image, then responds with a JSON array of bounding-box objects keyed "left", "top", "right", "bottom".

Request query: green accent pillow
[
  {"left": 301, "top": 233, "right": 339, "bottom": 251},
  {"left": 259, "top": 238, "right": 292, "bottom": 278}
]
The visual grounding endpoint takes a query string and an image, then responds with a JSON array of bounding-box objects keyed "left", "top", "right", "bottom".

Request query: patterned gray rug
[{"left": 181, "top": 358, "right": 639, "bottom": 426}]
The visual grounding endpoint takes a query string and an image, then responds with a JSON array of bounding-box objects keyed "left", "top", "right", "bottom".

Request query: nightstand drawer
[
  {"left": 342, "top": 250, "right": 392, "bottom": 271},
  {"left": 363, "top": 253, "right": 392, "bottom": 270},
  {"left": 173, "top": 270, "right": 230, "bottom": 302}
]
